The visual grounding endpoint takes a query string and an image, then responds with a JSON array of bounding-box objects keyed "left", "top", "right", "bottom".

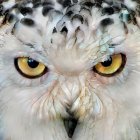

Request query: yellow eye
[
  {"left": 93, "top": 54, "right": 126, "bottom": 77},
  {"left": 14, "top": 57, "right": 48, "bottom": 79}
]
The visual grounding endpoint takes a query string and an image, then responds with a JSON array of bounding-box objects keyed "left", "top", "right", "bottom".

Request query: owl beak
[{"left": 63, "top": 117, "right": 78, "bottom": 138}]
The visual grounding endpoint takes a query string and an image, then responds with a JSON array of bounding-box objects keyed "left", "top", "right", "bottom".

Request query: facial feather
[{"left": 1, "top": 0, "right": 140, "bottom": 140}]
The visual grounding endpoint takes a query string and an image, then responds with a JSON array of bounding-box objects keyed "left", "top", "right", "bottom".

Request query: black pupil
[
  {"left": 27, "top": 58, "right": 39, "bottom": 68},
  {"left": 101, "top": 57, "right": 112, "bottom": 67}
]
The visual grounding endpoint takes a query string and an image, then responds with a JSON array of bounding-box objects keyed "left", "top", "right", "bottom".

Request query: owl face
[{"left": 1, "top": 0, "right": 140, "bottom": 140}]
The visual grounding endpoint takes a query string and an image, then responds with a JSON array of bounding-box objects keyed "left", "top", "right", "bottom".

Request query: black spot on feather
[
  {"left": 20, "top": 18, "right": 35, "bottom": 26},
  {"left": 2, "top": 12, "right": 15, "bottom": 24},
  {"left": 42, "top": 6, "right": 53, "bottom": 16},
  {"left": 20, "top": 7, "right": 33, "bottom": 15},
  {"left": 53, "top": 27, "right": 57, "bottom": 33},
  {"left": 0, "top": 5, "right": 4, "bottom": 16},
  {"left": 83, "top": 2, "right": 95, "bottom": 8},
  {"left": 72, "top": 14, "right": 84, "bottom": 24},
  {"left": 42, "top": 1, "right": 53, "bottom": 6},
  {"left": 61, "top": 26, "right": 68, "bottom": 33},
  {"left": 83, "top": 1, "right": 102, "bottom": 8},
  {"left": 33, "top": 2, "right": 41, "bottom": 8},
  {"left": 58, "top": 0, "right": 72, "bottom": 7},
  {"left": 66, "top": 11, "right": 73, "bottom": 17},
  {"left": 100, "top": 18, "right": 114, "bottom": 27},
  {"left": 7, "top": 14, "right": 15, "bottom": 23},
  {"left": 102, "top": 7, "right": 114, "bottom": 15}
]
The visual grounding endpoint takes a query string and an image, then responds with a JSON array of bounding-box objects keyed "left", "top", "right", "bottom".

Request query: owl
[{"left": 1, "top": 0, "right": 140, "bottom": 139}]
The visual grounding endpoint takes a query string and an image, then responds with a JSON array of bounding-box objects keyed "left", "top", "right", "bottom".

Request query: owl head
[{"left": 0, "top": 0, "right": 140, "bottom": 140}]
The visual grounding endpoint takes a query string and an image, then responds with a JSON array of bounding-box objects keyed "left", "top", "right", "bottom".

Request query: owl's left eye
[
  {"left": 93, "top": 54, "right": 126, "bottom": 77},
  {"left": 14, "top": 57, "right": 48, "bottom": 79}
]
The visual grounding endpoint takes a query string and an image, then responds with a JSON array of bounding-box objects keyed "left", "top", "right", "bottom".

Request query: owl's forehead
[{"left": 0, "top": 0, "right": 138, "bottom": 62}]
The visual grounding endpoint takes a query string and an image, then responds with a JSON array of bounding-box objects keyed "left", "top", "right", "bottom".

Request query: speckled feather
[{"left": 1, "top": 0, "right": 140, "bottom": 140}]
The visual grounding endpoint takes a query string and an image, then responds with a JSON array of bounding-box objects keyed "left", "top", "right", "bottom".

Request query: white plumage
[{"left": 0, "top": 0, "right": 140, "bottom": 140}]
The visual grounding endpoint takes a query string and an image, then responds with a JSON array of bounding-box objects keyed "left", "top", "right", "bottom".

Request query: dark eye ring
[
  {"left": 93, "top": 53, "right": 126, "bottom": 77},
  {"left": 14, "top": 57, "right": 48, "bottom": 79}
]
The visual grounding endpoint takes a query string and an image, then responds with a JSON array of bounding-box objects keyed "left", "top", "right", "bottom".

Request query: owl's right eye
[{"left": 14, "top": 57, "right": 48, "bottom": 79}]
